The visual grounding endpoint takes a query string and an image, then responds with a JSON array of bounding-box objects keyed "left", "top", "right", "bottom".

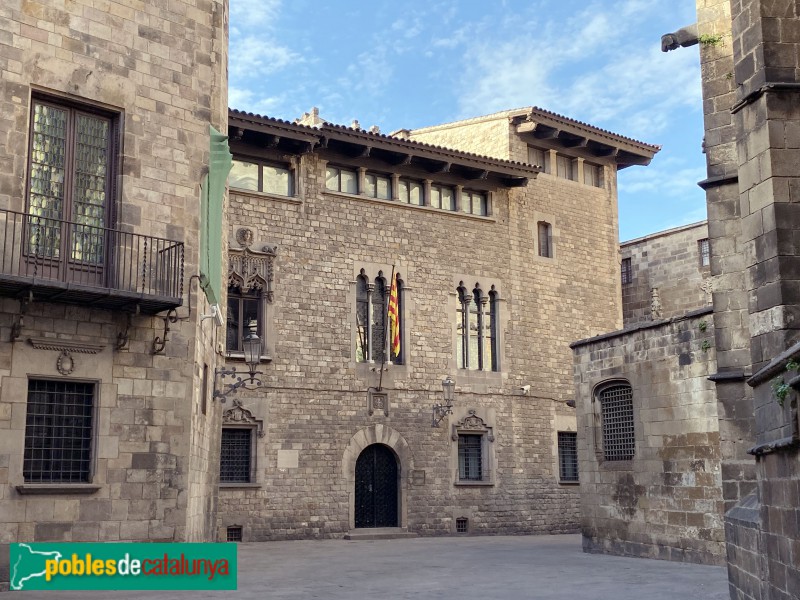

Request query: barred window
[
  {"left": 558, "top": 431, "right": 579, "bottom": 482},
  {"left": 458, "top": 434, "right": 483, "bottom": 481},
  {"left": 226, "top": 526, "right": 243, "bottom": 542},
  {"left": 598, "top": 383, "right": 635, "bottom": 461},
  {"left": 621, "top": 257, "right": 633, "bottom": 284},
  {"left": 699, "top": 238, "right": 710, "bottom": 267},
  {"left": 24, "top": 379, "right": 95, "bottom": 483},
  {"left": 456, "top": 282, "right": 498, "bottom": 371},
  {"left": 220, "top": 428, "right": 254, "bottom": 483},
  {"left": 537, "top": 221, "right": 552, "bottom": 258}
]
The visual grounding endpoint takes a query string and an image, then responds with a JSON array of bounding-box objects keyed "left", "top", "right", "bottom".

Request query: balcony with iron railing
[{"left": 0, "top": 208, "right": 184, "bottom": 314}]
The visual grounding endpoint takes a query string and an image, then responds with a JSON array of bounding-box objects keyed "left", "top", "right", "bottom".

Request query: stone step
[{"left": 343, "top": 527, "right": 418, "bottom": 541}]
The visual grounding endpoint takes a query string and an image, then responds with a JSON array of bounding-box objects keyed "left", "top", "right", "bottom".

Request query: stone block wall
[
  {"left": 620, "top": 222, "right": 711, "bottom": 326},
  {"left": 572, "top": 309, "right": 725, "bottom": 565},
  {"left": 0, "top": 0, "right": 228, "bottom": 583},
  {"left": 216, "top": 113, "right": 627, "bottom": 539}
]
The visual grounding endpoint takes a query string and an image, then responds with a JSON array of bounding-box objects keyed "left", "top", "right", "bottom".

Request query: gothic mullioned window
[
  {"left": 456, "top": 282, "right": 498, "bottom": 371},
  {"left": 356, "top": 270, "right": 403, "bottom": 365}
]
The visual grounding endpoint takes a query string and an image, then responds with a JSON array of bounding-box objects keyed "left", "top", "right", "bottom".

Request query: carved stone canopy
[
  {"left": 228, "top": 245, "right": 277, "bottom": 302},
  {"left": 222, "top": 399, "right": 265, "bottom": 438},
  {"left": 451, "top": 409, "right": 494, "bottom": 442}
]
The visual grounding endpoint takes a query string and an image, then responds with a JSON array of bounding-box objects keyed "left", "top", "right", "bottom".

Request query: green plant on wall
[
  {"left": 698, "top": 320, "right": 708, "bottom": 332},
  {"left": 699, "top": 33, "right": 724, "bottom": 46},
  {"left": 701, "top": 339, "right": 712, "bottom": 352},
  {"left": 771, "top": 360, "right": 800, "bottom": 408}
]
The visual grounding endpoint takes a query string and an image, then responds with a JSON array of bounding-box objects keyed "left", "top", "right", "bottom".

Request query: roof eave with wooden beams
[
  {"left": 512, "top": 109, "right": 660, "bottom": 169},
  {"left": 229, "top": 109, "right": 540, "bottom": 188}
]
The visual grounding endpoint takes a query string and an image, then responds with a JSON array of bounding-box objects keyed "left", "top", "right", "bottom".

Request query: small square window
[
  {"left": 583, "top": 163, "right": 602, "bottom": 187},
  {"left": 699, "top": 238, "right": 710, "bottom": 267},
  {"left": 398, "top": 178, "right": 423, "bottom": 205},
  {"left": 621, "top": 257, "right": 633, "bottom": 284},
  {"left": 226, "top": 526, "right": 243, "bottom": 542},
  {"left": 365, "top": 172, "right": 391, "bottom": 199},
  {"left": 230, "top": 159, "right": 293, "bottom": 196},
  {"left": 456, "top": 518, "right": 469, "bottom": 534},
  {"left": 326, "top": 165, "right": 358, "bottom": 194}
]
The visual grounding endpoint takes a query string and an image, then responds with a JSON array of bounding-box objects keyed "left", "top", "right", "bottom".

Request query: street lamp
[
  {"left": 432, "top": 376, "right": 455, "bottom": 427},
  {"left": 214, "top": 319, "right": 264, "bottom": 402}
]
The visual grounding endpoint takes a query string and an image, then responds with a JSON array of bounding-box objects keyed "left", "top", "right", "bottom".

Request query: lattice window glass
[
  {"left": 621, "top": 257, "right": 633, "bottom": 285},
  {"left": 24, "top": 379, "right": 94, "bottom": 483},
  {"left": 538, "top": 221, "right": 552, "bottom": 258},
  {"left": 558, "top": 431, "right": 579, "bottom": 482},
  {"left": 220, "top": 428, "right": 253, "bottom": 483},
  {"left": 27, "top": 98, "right": 116, "bottom": 261},
  {"left": 599, "top": 384, "right": 635, "bottom": 461},
  {"left": 699, "top": 238, "right": 710, "bottom": 267},
  {"left": 458, "top": 434, "right": 483, "bottom": 481}
]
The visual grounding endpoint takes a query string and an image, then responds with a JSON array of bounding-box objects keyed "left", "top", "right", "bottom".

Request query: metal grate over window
[
  {"left": 458, "top": 434, "right": 483, "bottom": 481},
  {"left": 226, "top": 526, "right": 243, "bottom": 542},
  {"left": 220, "top": 428, "right": 253, "bottom": 483},
  {"left": 456, "top": 518, "right": 468, "bottom": 534},
  {"left": 558, "top": 432, "right": 579, "bottom": 482},
  {"left": 599, "top": 384, "right": 635, "bottom": 461},
  {"left": 24, "top": 379, "right": 94, "bottom": 483},
  {"left": 699, "top": 238, "right": 710, "bottom": 267},
  {"left": 621, "top": 257, "right": 632, "bottom": 284}
]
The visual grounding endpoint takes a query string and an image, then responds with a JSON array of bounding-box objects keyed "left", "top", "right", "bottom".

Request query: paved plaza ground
[{"left": 16, "top": 534, "right": 729, "bottom": 599}]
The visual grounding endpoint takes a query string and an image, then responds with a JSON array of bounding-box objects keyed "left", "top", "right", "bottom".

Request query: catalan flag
[{"left": 388, "top": 272, "right": 400, "bottom": 357}]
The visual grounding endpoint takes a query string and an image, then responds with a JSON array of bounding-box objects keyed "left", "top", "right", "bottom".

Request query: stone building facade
[
  {"left": 216, "top": 108, "right": 657, "bottom": 541},
  {"left": 621, "top": 221, "right": 711, "bottom": 325},
  {"left": 572, "top": 308, "right": 724, "bottom": 565},
  {"left": 0, "top": 0, "right": 230, "bottom": 587},
  {"left": 571, "top": 219, "right": 723, "bottom": 565}
]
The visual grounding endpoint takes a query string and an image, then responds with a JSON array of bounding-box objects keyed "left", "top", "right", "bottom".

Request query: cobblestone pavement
[{"left": 16, "top": 534, "right": 729, "bottom": 599}]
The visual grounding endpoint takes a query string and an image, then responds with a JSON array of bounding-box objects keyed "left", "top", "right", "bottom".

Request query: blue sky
[{"left": 229, "top": 0, "right": 706, "bottom": 242}]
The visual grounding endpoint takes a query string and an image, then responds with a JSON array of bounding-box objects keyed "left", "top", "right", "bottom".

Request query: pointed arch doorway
[{"left": 354, "top": 444, "right": 399, "bottom": 528}]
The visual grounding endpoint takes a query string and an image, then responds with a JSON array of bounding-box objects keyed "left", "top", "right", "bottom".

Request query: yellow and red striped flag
[{"left": 388, "top": 273, "right": 400, "bottom": 357}]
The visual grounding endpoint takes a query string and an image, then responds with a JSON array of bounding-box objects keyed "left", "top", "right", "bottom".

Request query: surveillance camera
[
  {"left": 520, "top": 385, "right": 531, "bottom": 394},
  {"left": 212, "top": 304, "right": 224, "bottom": 327}
]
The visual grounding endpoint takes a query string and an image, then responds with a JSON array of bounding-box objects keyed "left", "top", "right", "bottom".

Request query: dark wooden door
[{"left": 354, "top": 444, "right": 398, "bottom": 528}]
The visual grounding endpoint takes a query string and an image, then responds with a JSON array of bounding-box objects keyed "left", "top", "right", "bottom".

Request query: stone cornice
[{"left": 28, "top": 337, "right": 106, "bottom": 354}]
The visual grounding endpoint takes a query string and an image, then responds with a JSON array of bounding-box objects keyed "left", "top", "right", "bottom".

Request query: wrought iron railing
[{"left": 0, "top": 207, "right": 184, "bottom": 301}]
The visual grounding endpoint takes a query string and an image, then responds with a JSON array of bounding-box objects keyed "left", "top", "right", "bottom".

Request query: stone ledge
[{"left": 15, "top": 483, "right": 101, "bottom": 495}]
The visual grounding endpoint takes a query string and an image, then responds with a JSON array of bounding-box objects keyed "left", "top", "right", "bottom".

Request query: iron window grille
[
  {"left": 558, "top": 431, "right": 579, "bottom": 482},
  {"left": 599, "top": 384, "right": 635, "bottom": 461},
  {"left": 456, "top": 518, "right": 469, "bottom": 533},
  {"left": 226, "top": 526, "right": 243, "bottom": 542},
  {"left": 699, "top": 238, "right": 710, "bottom": 267},
  {"left": 23, "top": 379, "right": 95, "bottom": 483},
  {"left": 220, "top": 427, "right": 254, "bottom": 483},
  {"left": 458, "top": 434, "right": 484, "bottom": 481},
  {"left": 537, "top": 221, "right": 553, "bottom": 258},
  {"left": 457, "top": 283, "right": 498, "bottom": 371},
  {"left": 621, "top": 257, "right": 633, "bottom": 284}
]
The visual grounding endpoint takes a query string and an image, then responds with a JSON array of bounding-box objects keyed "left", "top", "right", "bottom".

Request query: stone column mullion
[
  {"left": 366, "top": 282, "right": 375, "bottom": 362},
  {"left": 478, "top": 294, "right": 488, "bottom": 371}
]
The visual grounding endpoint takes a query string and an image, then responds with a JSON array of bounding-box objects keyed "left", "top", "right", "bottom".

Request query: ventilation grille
[
  {"left": 227, "top": 526, "right": 243, "bottom": 542},
  {"left": 456, "top": 518, "right": 468, "bottom": 534}
]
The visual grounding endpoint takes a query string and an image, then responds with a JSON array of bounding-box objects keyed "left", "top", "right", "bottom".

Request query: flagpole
[{"left": 378, "top": 264, "right": 395, "bottom": 392}]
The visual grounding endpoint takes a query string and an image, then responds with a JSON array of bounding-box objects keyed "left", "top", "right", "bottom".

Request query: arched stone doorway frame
[{"left": 343, "top": 425, "right": 414, "bottom": 529}]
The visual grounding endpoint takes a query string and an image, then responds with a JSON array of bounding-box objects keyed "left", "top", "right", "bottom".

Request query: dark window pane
[
  {"left": 458, "top": 435, "right": 483, "bottom": 481},
  {"left": 23, "top": 380, "right": 94, "bottom": 483},
  {"left": 226, "top": 295, "right": 240, "bottom": 351},
  {"left": 220, "top": 428, "right": 252, "bottom": 483},
  {"left": 558, "top": 431, "right": 579, "bottom": 482}
]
